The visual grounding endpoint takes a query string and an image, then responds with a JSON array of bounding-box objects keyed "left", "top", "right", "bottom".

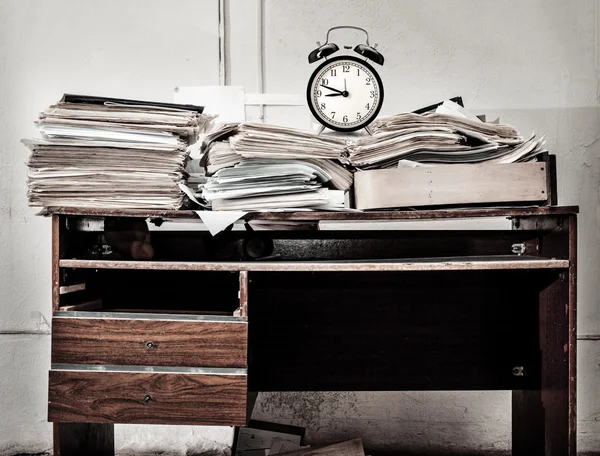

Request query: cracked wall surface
[{"left": 1, "top": 0, "right": 599, "bottom": 455}]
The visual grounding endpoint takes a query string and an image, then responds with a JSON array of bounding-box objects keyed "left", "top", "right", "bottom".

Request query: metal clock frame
[{"left": 306, "top": 54, "right": 384, "bottom": 133}]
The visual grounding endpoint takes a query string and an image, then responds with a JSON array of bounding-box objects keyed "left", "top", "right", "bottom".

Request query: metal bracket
[{"left": 511, "top": 243, "right": 526, "bottom": 255}]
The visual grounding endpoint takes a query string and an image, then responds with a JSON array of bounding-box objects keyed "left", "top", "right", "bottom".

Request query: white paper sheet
[
  {"left": 194, "top": 210, "right": 247, "bottom": 236},
  {"left": 175, "top": 86, "right": 246, "bottom": 124}
]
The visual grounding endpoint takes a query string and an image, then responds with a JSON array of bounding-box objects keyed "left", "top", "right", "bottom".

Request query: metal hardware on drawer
[
  {"left": 512, "top": 366, "right": 525, "bottom": 377},
  {"left": 143, "top": 394, "right": 153, "bottom": 405},
  {"left": 145, "top": 341, "right": 155, "bottom": 350}
]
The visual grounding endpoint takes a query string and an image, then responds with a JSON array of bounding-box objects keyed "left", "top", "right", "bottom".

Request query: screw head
[{"left": 145, "top": 341, "right": 154, "bottom": 350}]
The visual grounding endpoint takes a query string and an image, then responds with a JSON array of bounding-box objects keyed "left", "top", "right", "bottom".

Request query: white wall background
[{"left": 0, "top": 0, "right": 599, "bottom": 454}]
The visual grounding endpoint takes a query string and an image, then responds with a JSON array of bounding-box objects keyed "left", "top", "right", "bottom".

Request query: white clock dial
[{"left": 307, "top": 56, "right": 383, "bottom": 132}]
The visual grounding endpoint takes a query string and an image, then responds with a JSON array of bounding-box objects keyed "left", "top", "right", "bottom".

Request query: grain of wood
[
  {"left": 239, "top": 271, "right": 249, "bottom": 317},
  {"left": 43, "top": 205, "right": 579, "bottom": 221},
  {"left": 48, "top": 370, "right": 247, "bottom": 425},
  {"left": 52, "top": 215, "right": 60, "bottom": 311},
  {"left": 52, "top": 317, "right": 247, "bottom": 368},
  {"left": 59, "top": 256, "right": 569, "bottom": 272}
]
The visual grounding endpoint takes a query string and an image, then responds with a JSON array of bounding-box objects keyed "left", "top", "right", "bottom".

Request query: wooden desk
[{"left": 46, "top": 206, "right": 577, "bottom": 456}]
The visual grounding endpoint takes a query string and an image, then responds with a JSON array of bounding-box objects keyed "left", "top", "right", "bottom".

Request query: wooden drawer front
[
  {"left": 52, "top": 313, "right": 247, "bottom": 368},
  {"left": 48, "top": 368, "right": 247, "bottom": 425}
]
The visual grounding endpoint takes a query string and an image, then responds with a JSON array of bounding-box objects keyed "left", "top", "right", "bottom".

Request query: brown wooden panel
[
  {"left": 43, "top": 205, "right": 578, "bottom": 220},
  {"left": 59, "top": 256, "right": 568, "bottom": 272},
  {"left": 52, "top": 215, "right": 61, "bottom": 311},
  {"left": 513, "top": 214, "right": 576, "bottom": 456},
  {"left": 239, "top": 271, "right": 249, "bottom": 317},
  {"left": 52, "top": 317, "right": 247, "bottom": 368},
  {"left": 48, "top": 370, "right": 247, "bottom": 425}
]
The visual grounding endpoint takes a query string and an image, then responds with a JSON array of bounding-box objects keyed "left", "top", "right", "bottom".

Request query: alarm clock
[{"left": 307, "top": 26, "right": 385, "bottom": 134}]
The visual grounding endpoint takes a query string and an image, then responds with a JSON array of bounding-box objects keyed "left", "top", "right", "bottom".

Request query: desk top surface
[{"left": 43, "top": 205, "right": 579, "bottom": 221}]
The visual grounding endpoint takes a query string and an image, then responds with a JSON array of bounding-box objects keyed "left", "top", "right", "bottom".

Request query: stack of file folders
[
  {"left": 197, "top": 123, "right": 352, "bottom": 211},
  {"left": 23, "top": 94, "right": 212, "bottom": 209}
]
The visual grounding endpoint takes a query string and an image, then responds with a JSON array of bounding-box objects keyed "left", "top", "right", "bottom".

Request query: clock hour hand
[{"left": 325, "top": 93, "right": 344, "bottom": 97}]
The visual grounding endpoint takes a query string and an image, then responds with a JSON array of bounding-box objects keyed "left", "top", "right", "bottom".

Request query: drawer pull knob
[
  {"left": 143, "top": 394, "right": 153, "bottom": 405},
  {"left": 145, "top": 341, "right": 155, "bottom": 350}
]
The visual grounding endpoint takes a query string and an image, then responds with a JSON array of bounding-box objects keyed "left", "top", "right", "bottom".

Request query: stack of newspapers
[
  {"left": 197, "top": 123, "right": 352, "bottom": 211},
  {"left": 23, "top": 94, "right": 212, "bottom": 209}
]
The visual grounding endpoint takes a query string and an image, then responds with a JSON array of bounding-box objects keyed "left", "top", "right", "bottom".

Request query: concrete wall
[{"left": 1, "top": 0, "right": 599, "bottom": 454}]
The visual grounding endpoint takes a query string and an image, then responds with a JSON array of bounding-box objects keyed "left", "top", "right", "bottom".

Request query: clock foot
[
  {"left": 315, "top": 124, "right": 326, "bottom": 135},
  {"left": 364, "top": 125, "right": 374, "bottom": 136}
]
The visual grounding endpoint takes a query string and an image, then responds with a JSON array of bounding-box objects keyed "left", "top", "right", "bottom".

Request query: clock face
[{"left": 307, "top": 55, "right": 384, "bottom": 132}]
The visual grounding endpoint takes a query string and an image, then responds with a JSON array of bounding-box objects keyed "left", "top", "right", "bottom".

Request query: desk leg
[
  {"left": 54, "top": 423, "right": 114, "bottom": 456},
  {"left": 512, "top": 274, "right": 571, "bottom": 456},
  {"left": 512, "top": 390, "right": 545, "bottom": 454}
]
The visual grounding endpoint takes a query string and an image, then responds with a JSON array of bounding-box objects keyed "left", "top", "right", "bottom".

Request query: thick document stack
[
  {"left": 23, "top": 94, "right": 212, "bottom": 209},
  {"left": 196, "top": 122, "right": 352, "bottom": 211},
  {"left": 352, "top": 100, "right": 550, "bottom": 210},
  {"left": 202, "top": 160, "right": 347, "bottom": 211},
  {"left": 350, "top": 111, "right": 546, "bottom": 169}
]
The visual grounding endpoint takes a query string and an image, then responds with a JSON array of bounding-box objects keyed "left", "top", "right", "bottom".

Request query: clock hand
[
  {"left": 344, "top": 78, "right": 347, "bottom": 92},
  {"left": 325, "top": 93, "right": 344, "bottom": 97},
  {"left": 320, "top": 85, "right": 343, "bottom": 94}
]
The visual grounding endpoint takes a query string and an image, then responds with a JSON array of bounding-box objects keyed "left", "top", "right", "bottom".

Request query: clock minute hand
[{"left": 321, "top": 85, "right": 343, "bottom": 94}]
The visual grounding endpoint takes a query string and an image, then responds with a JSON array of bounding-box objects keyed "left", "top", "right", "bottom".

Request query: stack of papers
[
  {"left": 193, "top": 121, "right": 352, "bottom": 211},
  {"left": 204, "top": 141, "right": 242, "bottom": 175},
  {"left": 201, "top": 160, "right": 346, "bottom": 211},
  {"left": 23, "top": 94, "right": 213, "bottom": 209},
  {"left": 230, "top": 123, "right": 347, "bottom": 159},
  {"left": 352, "top": 103, "right": 546, "bottom": 169}
]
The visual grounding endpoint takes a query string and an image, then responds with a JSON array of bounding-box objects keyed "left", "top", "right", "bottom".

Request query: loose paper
[{"left": 195, "top": 210, "right": 247, "bottom": 236}]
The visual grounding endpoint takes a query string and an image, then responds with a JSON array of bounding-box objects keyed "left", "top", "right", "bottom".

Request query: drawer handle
[
  {"left": 145, "top": 341, "right": 155, "bottom": 350},
  {"left": 143, "top": 394, "right": 153, "bottom": 405}
]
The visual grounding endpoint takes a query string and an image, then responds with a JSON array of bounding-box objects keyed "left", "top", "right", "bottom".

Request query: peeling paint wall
[{"left": 1, "top": 0, "right": 599, "bottom": 455}]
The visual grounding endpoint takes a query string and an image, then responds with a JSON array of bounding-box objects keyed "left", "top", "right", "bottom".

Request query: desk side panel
[{"left": 512, "top": 214, "right": 576, "bottom": 456}]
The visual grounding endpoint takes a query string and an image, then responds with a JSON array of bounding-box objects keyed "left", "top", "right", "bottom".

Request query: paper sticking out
[
  {"left": 194, "top": 210, "right": 248, "bottom": 236},
  {"left": 178, "top": 183, "right": 207, "bottom": 207},
  {"left": 175, "top": 86, "right": 246, "bottom": 124},
  {"left": 435, "top": 99, "right": 483, "bottom": 122}
]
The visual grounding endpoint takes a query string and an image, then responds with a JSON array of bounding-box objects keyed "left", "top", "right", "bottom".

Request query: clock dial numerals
[{"left": 310, "top": 60, "right": 381, "bottom": 130}]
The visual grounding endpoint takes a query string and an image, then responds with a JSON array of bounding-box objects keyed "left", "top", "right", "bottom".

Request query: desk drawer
[
  {"left": 51, "top": 312, "right": 247, "bottom": 368},
  {"left": 48, "top": 366, "right": 247, "bottom": 425}
]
